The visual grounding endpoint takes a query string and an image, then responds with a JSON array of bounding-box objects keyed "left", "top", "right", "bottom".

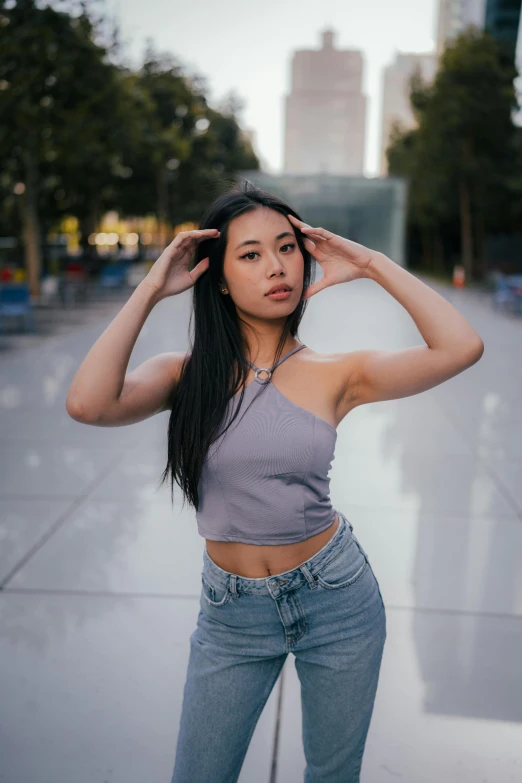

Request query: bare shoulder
[
  {"left": 298, "top": 346, "right": 361, "bottom": 423},
  {"left": 165, "top": 350, "right": 190, "bottom": 382},
  {"left": 114, "top": 350, "right": 190, "bottom": 421},
  {"left": 68, "top": 350, "right": 191, "bottom": 428},
  {"left": 150, "top": 350, "right": 190, "bottom": 411},
  {"left": 312, "top": 342, "right": 484, "bottom": 413},
  {"left": 131, "top": 349, "right": 188, "bottom": 382},
  {"left": 316, "top": 348, "right": 386, "bottom": 412}
]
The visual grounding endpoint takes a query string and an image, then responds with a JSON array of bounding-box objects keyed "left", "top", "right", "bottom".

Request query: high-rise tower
[{"left": 283, "top": 29, "right": 367, "bottom": 175}]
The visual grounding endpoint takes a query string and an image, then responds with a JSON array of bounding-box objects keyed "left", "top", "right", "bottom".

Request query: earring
[{"left": 220, "top": 286, "right": 228, "bottom": 294}]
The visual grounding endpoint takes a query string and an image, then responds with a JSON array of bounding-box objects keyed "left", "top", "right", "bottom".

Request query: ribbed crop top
[{"left": 196, "top": 342, "right": 338, "bottom": 545}]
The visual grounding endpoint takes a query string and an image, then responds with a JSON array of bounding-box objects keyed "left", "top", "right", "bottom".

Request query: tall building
[
  {"left": 436, "top": 0, "right": 522, "bottom": 122},
  {"left": 283, "top": 29, "right": 367, "bottom": 175},
  {"left": 379, "top": 52, "right": 438, "bottom": 175},
  {"left": 436, "top": 0, "right": 487, "bottom": 53},
  {"left": 437, "top": 0, "right": 521, "bottom": 62},
  {"left": 485, "top": 0, "right": 522, "bottom": 63},
  {"left": 515, "top": 5, "right": 522, "bottom": 125}
]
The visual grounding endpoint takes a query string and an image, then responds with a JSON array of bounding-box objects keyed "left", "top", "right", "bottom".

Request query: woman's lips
[{"left": 267, "top": 290, "right": 292, "bottom": 300}]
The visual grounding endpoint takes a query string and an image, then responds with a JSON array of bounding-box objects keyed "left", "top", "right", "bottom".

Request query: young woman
[{"left": 66, "top": 181, "right": 484, "bottom": 782}]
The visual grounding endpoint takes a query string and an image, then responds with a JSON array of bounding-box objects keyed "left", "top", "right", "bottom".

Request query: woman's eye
[{"left": 240, "top": 243, "right": 295, "bottom": 261}]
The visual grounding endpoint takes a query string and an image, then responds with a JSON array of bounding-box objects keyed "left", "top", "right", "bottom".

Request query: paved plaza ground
[{"left": 0, "top": 274, "right": 521, "bottom": 782}]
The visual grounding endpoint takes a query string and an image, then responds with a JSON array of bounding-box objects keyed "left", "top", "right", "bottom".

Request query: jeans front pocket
[
  {"left": 201, "top": 571, "right": 232, "bottom": 608},
  {"left": 314, "top": 536, "right": 368, "bottom": 590}
]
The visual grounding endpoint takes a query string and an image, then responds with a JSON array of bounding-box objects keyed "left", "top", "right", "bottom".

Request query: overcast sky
[{"left": 107, "top": 0, "right": 438, "bottom": 177}]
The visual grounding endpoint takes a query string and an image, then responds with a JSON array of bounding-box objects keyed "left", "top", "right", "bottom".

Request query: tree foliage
[
  {"left": 0, "top": 0, "right": 259, "bottom": 294},
  {"left": 387, "top": 29, "right": 521, "bottom": 281}
]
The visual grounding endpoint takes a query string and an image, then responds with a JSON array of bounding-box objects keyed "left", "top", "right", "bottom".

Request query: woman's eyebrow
[{"left": 234, "top": 231, "right": 294, "bottom": 251}]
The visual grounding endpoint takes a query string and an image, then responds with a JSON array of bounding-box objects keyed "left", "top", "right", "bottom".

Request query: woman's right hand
[{"left": 142, "top": 228, "right": 220, "bottom": 301}]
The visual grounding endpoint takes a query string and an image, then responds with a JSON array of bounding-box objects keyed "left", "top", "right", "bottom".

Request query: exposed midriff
[{"left": 205, "top": 513, "right": 339, "bottom": 577}]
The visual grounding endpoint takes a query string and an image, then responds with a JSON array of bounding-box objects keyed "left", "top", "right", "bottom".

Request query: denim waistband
[{"left": 202, "top": 510, "right": 355, "bottom": 596}]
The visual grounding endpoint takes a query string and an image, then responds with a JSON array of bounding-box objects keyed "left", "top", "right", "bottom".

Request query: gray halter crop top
[{"left": 196, "top": 342, "right": 338, "bottom": 545}]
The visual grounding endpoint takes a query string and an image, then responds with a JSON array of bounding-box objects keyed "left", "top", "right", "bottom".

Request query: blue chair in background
[
  {"left": 98, "top": 263, "right": 130, "bottom": 293},
  {"left": 491, "top": 275, "right": 520, "bottom": 313},
  {"left": 0, "top": 283, "right": 37, "bottom": 333}
]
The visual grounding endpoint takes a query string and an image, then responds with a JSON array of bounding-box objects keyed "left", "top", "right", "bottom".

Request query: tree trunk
[
  {"left": 474, "top": 182, "right": 486, "bottom": 282},
  {"left": 433, "top": 230, "right": 444, "bottom": 274},
  {"left": 22, "top": 148, "right": 42, "bottom": 298},
  {"left": 79, "top": 206, "right": 100, "bottom": 270},
  {"left": 459, "top": 175, "right": 473, "bottom": 283},
  {"left": 420, "top": 226, "right": 432, "bottom": 270},
  {"left": 459, "top": 136, "right": 475, "bottom": 283},
  {"left": 156, "top": 163, "right": 169, "bottom": 248}
]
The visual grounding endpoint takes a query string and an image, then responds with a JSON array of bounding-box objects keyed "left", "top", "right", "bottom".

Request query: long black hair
[{"left": 158, "top": 178, "right": 316, "bottom": 511}]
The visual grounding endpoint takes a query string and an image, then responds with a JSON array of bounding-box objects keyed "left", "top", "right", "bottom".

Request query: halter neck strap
[{"left": 245, "top": 342, "right": 306, "bottom": 383}]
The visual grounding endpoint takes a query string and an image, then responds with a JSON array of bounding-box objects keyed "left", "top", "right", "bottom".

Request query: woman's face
[{"left": 221, "top": 207, "right": 304, "bottom": 319}]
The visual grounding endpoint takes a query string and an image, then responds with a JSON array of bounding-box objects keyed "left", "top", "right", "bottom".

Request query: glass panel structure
[{"left": 236, "top": 172, "right": 408, "bottom": 267}]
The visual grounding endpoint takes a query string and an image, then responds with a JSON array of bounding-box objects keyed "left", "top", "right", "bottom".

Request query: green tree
[
  {"left": 171, "top": 100, "right": 259, "bottom": 225},
  {"left": 0, "top": 3, "right": 260, "bottom": 289},
  {"left": 0, "top": 0, "right": 133, "bottom": 294},
  {"left": 116, "top": 55, "right": 259, "bottom": 233},
  {"left": 388, "top": 29, "right": 520, "bottom": 281},
  {"left": 118, "top": 47, "right": 197, "bottom": 245}
]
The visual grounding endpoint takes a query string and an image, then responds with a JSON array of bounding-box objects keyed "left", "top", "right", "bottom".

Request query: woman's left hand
[{"left": 287, "top": 214, "right": 381, "bottom": 300}]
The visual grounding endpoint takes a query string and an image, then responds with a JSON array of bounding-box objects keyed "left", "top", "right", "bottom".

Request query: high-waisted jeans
[{"left": 171, "top": 511, "right": 387, "bottom": 783}]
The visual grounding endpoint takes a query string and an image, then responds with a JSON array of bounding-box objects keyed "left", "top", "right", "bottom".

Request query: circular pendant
[{"left": 254, "top": 368, "right": 272, "bottom": 382}]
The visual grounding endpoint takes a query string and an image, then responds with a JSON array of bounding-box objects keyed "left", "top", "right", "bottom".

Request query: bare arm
[
  {"left": 65, "top": 281, "right": 182, "bottom": 426},
  {"left": 65, "top": 226, "right": 219, "bottom": 427},
  {"left": 340, "top": 253, "right": 484, "bottom": 409},
  {"left": 285, "top": 214, "right": 483, "bottom": 413}
]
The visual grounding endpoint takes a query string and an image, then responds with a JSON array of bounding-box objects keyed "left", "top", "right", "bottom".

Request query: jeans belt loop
[
  {"left": 229, "top": 573, "right": 239, "bottom": 598},
  {"left": 299, "top": 563, "right": 319, "bottom": 589}
]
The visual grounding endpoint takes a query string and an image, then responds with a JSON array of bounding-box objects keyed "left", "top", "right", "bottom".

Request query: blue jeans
[{"left": 171, "top": 511, "right": 386, "bottom": 783}]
